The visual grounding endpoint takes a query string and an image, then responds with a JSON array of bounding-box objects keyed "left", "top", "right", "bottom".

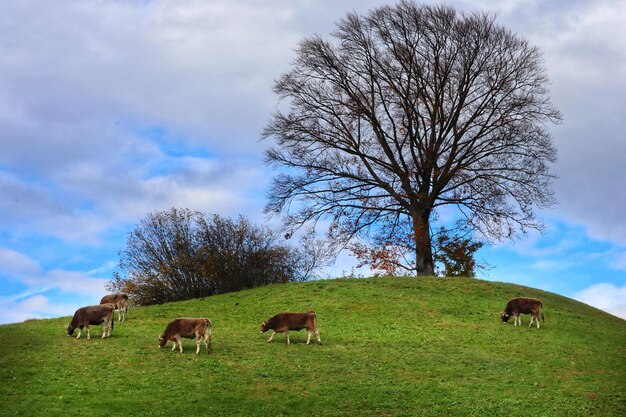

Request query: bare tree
[
  {"left": 263, "top": 2, "right": 562, "bottom": 276},
  {"left": 113, "top": 209, "right": 327, "bottom": 305}
]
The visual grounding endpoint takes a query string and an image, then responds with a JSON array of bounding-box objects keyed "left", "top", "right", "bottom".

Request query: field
[{"left": 0, "top": 277, "right": 624, "bottom": 416}]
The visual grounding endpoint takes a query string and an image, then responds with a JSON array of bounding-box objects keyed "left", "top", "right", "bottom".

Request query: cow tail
[{"left": 541, "top": 301, "right": 545, "bottom": 322}]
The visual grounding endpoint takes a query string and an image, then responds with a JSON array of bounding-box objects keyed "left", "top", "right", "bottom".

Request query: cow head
[
  {"left": 259, "top": 320, "right": 269, "bottom": 333},
  {"left": 158, "top": 334, "right": 166, "bottom": 348},
  {"left": 66, "top": 323, "right": 75, "bottom": 336},
  {"left": 500, "top": 312, "right": 511, "bottom": 323}
]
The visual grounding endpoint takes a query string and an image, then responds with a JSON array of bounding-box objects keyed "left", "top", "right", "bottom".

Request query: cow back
[
  {"left": 267, "top": 311, "right": 316, "bottom": 331},
  {"left": 100, "top": 294, "right": 128, "bottom": 309},
  {"left": 506, "top": 297, "right": 542, "bottom": 314},
  {"left": 71, "top": 304, "right": 115, "bottom": 327},
  {"left": 163, "top": 318, "right": 209, "bottom": 339}
]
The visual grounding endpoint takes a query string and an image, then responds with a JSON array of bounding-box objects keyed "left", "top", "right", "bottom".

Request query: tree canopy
[
  {"left": 109, "top": 208, "right": 330, "bottom": 305},
  {"left": 263, "top": 1, "right": 561, "bottom": 275}
]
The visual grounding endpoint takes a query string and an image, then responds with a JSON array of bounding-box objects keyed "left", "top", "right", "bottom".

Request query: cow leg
[
  {"left": 285, "top": 330, "right": 290, "bottom": 345},
  {"left": 306, "top": 329, "right": 312, "bottom": 345},
  {"left": 315, "top": 329, "right": 321, "bottom": 344},
  {"left": 171, "top": 340, "right": 177, "bottom": 351},
  {"left": 195, "top": 333, "right": 201, "bottom": 354},
  {"left": 177, "top": 337, "right": 183, "bottom": 354},
  {"left": 529, "top": 316, "right": 534, "bottom": 328},
  {"left": 102, "top": 320, "right": 109, "bottom": 338},
  {"left": 86, "top": 326, "right": 91, "bottom": 340},
  {"left": 266, "top": 330, "right": 276, "bottom": 343},
  {"left": 204, "top": 330, "right": 210, "bottom": 353},
  {"left": 76, "top": 329, "right": 82, "bottom": 339}
]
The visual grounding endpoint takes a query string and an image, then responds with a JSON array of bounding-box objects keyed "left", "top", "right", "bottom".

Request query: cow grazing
[
  {"left": 260, "top": 311, "right": 321, "bottom": 345},
  {"left": 158, "top": 318, "right": 212, "bottom": 354},
  {"left": 67, "top": 304, "right": 115, "bottom": 339},
  {"left": 100, "top": 293, "right": 129, "bottom": 322},
  {"left": 501, "top": 297, "right": 545, "bottom": 328}
]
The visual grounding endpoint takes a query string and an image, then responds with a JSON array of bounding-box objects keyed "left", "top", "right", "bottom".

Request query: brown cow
[
  {"left": 501, "top": 297, "right": 545, "bottom": 328},
  {"left": 100, "top": 293, "right": 128, "bottom": 322},
  {"left": 158, "top": 318, "right": 212, "bottom": 354},
  {"left": 67, "top": 304, "right": 115, "bottom": 339},
  {"left": 260, "top": 311, "right": 321, "bottom": 345}
]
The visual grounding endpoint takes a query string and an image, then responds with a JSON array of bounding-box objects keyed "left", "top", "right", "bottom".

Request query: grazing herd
[{"left": 66, "top": 293, "right": 545, "bottom": 353}]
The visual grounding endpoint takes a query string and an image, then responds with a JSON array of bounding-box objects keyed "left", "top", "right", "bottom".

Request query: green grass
[{"left": 1, "top": 277, "right": 624, "bottom": 416}]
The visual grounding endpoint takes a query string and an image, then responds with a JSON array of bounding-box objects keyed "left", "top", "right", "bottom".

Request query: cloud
[
  {"left": 0, "top": 247, "right": 109, "bottom": 324},
  {"left": 452, "top": 2, "right": 626, "bottom": 246},
  {"left": 532, "top": 1, "right": 626, "bottom": 245},
  {"left": 0, "top": 294, "right": 82, "bottom": 325},
  {"left": 0, "top": 247, "right": 43, "bottom": 278},
  {"left": 574, "top": 283, "right": 626, "bottom": 319},
  {"left": 529, "top": 259, "right": 572, "bottom": 272},
  {"left": 0, "top": 0, "right": 323, "bottom": 245}
]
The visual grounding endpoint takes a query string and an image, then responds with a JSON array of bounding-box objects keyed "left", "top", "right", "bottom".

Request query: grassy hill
[{"left": 0, "top": 277, "right": 624, "bottom": 417}]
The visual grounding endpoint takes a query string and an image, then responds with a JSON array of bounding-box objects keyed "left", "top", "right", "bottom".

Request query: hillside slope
[{"left": 0, "top": 277, "right": 624, "bottom": 417}]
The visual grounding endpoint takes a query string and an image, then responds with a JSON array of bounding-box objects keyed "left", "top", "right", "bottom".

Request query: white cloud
[
  {"left": 0, "top": 247, "right": 108, "bottom": 324},
  {"left": 0, "top": 247, "right": 43, "bottom": 277},
  {"left": 529, "top": 259, "right": 572, "bottom": 272},
  {"left": 0, "top": 294, "right": 83, "bottom": 325},
  {"left": 574, "top": 283, "right": 626, "bottom": 319}
]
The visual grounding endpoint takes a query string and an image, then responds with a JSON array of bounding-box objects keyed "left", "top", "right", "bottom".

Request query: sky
[{"left": 1, "top": 0, "right": 625, "bottom": 324}]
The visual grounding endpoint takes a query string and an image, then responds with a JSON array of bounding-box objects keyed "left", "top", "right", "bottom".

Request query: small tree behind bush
[
  {"left": 349, "top": 221, "right": 486, "bottom": 277},
  {"left": 433, "top": 228, "right": 485, "bottom": 277}
]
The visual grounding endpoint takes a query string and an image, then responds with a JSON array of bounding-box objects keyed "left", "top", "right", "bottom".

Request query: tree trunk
[{"left": 413, "top": 213, "right": 435, "bottom": 276}]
